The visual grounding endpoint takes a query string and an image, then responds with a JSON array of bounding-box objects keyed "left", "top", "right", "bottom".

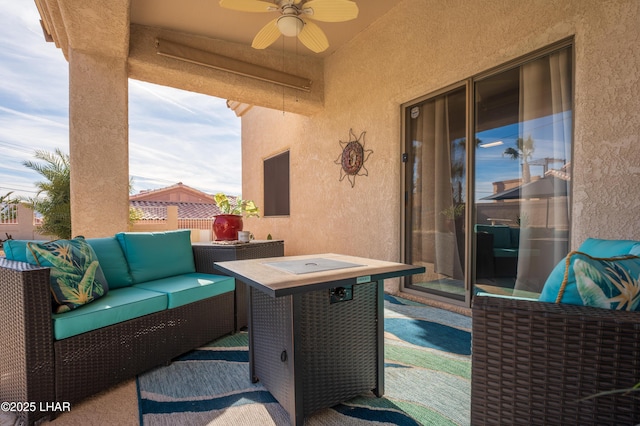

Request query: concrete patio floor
[{"left": 43, "top": 380, "right": 138, "bottom": 425}]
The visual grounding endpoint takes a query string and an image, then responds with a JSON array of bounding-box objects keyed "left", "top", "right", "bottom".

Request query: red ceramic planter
[{"left": 213, "top": 214, "right": 243, "bottom": 241}]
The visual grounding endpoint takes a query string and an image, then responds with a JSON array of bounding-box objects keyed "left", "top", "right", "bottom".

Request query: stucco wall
[
  {"left": 241, "top": 0, "right": 640, "bottom": 266},
  {"left": 0, "top": 204, "right": 48, "bottom": 241}
]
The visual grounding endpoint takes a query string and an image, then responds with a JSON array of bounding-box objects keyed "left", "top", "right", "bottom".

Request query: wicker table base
[{"left": 250, "top": 280, "right": 383, "bottom": 425}]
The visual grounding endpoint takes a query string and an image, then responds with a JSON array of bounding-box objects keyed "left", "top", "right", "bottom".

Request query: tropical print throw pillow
[
  {"left": 27, "top": 237, "right": 108, "bottom": 313},
  {"left": 563, "top": 252, "right": 640, "bottom": 311}
]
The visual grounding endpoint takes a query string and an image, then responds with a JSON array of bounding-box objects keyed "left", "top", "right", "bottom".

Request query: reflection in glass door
[
  {"left": 403, "top": 42, "right": 573, "bottom": 306},
  {"left": 474, "top": 46, "right": 572, "bottom": 298},
  {"left": 404, "top": 85, "right": 468, "bottom": 303}
]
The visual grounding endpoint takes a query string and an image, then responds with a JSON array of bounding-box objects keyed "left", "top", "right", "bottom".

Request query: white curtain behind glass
[
  {"left": 516, "top": 48, "right": 572, "bottom": 291},
  {"left": 412, "top": 97, "right": 464, "bottom": 280}
]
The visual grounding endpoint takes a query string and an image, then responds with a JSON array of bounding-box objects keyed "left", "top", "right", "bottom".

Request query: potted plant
[{"left": 213, "top": 193, "right": 260, "bottom": 241}]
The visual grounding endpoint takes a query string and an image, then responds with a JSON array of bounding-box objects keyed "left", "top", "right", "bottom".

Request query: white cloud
[
  {"left": 0, "top": 1, "right": 242, "bottom": 199},
  {"left": 128, "top": 80, "right": 242, "bottom": 195}
]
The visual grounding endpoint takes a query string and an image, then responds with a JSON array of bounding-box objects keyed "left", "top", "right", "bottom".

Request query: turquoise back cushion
[
  {"left": 509, "top": 228, "right": 520, "bottom": 248},
  {"left": 3, "top": 240, "right": 43, "bottom": 262},
  {"left": 5, "top": 238, "right": 134, "bottom": 289},
  {"left": 86, "top": 237, "right": 134, "bottom": 289},
  {"left": 115, "top": 230, "right": 195, "bottom": 283},
  {"left": 539, "top": 238, "right": 640, "bottom": 304},
  {"left": 577, "top": 238, "right": 639, "bottom": 256},
  {"left": 490, "top": 226, "right": 512, "bottom": 248},
  {"left": 475, "top": 225, "right": 512, "bottom": 248}
]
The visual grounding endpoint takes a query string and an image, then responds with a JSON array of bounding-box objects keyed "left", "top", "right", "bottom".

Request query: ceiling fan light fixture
[
  {"left": 277, "top": 15, "right": 304, "bottom": 37},
  {"left": 219, "top": 0, "right": 359, "bottom": 53}
]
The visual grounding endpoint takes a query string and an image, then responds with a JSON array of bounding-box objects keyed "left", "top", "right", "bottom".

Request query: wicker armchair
[{"left": 471, "top": 295, "right": 640, "bottom": 425}]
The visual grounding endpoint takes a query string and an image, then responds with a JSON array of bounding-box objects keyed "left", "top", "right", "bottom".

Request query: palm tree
[
  {"left": 504, "top": 135, "right": 535, "bottom": 183},
  {"left": 0, "top": 191, "right": 14, "bottom": 204},
  {"left": 22, "top": 149, "right": 71, "bottom": 239}
]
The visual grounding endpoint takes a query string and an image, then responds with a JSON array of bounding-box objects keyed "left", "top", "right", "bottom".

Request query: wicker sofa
[
  {"left": 0, "top": 230, "right": 236, "bottom": 425},
  {"left": 471, "top": 238, "right": 640, "bottom": 425}
]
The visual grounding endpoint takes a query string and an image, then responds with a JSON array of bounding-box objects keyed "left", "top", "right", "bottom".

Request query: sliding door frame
[{"left": 400, "top": 37, "right": 574, "bottom": 309}]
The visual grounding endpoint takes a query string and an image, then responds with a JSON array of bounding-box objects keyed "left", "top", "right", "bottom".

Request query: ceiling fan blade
[
  {"left": 303, "top": 0, "right": 359, "bottom": 22},
  {"left": 252, "top": 18, "right": 281, "bottom": 49},
  {"left": 298, "top": 20, "right": 329, "bottom": 53},
  {"left": 219, "top": 0, "right": 277, "bottom": 13}
]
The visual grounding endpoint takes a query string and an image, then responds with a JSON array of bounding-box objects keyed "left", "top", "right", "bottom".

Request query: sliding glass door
[
  {"left": 403, "top": 85, "right": 468, "bottom": 303},
  {"left": 474, "top": 46, "right": 572, "bottom": 297},
  {"left": 403, "top": 42, "right": 573, "bottom": 305}
]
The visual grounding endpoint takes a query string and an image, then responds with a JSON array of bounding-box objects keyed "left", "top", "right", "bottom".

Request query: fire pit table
[{"left": 214, "top": 253, "right": 424, "bottom": 426}]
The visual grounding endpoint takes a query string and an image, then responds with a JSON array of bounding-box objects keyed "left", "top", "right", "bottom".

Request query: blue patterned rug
[{"left": 137, "top": 295, "right": 471, "bottom": 425}]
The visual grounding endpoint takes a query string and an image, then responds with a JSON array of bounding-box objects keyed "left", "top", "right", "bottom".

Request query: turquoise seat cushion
[
  {"left": 476, "top": 292, "right": 539, "bottom": 302},
  {"left": 52, "top": 286, "right": 168, "bottom": 340},
  {"left": 115, "top": 230, "right": 195, "bottom": 283},
  {"left": 87, "top": 237, "right": 134, "bottom": 289},
  {"left": 3, "top": 240, "right": 44, "bottom": 262},
  {"left": 26, "top": 237, "right": 109, "bottom": 314},
  {"left": 539, "top": 238, "right": 640, "bottom": 304},
  {"left": 133, "top": 273, "right": 235, "bottom": 309}
]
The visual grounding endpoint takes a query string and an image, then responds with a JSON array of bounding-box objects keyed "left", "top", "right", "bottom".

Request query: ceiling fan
[{"left": 219, "top": 0, "right": 359, "bottom": 53}]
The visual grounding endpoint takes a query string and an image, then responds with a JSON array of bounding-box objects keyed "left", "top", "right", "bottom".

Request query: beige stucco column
[{"left": 68, "top": 49, "right": 129, "bottom": 237}]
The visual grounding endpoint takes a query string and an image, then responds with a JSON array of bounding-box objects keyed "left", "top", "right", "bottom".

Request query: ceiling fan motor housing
[{"left": 277, "top": 7, "right": 304, "bottom": 36}]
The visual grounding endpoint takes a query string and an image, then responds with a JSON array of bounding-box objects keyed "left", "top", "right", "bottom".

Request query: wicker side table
[{"left": 192, "top": 240, "right": 284, "bottom": 331}]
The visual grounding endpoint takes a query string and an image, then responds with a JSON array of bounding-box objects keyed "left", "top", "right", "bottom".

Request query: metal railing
[
  {"left": 0, "top": 204, "right": 18, "bottom": 225},
  {"left": 178, "top": 218, "right": 214, "bottom": 230}
]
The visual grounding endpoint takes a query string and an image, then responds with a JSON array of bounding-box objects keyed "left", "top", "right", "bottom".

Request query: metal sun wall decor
[{"left": 334, "top": 128, "right": 373, "bottom": 188}]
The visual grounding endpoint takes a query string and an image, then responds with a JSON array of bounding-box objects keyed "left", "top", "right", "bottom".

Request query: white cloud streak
[{"left": 0, "top": 1, "right": 242, "bottom": 199}]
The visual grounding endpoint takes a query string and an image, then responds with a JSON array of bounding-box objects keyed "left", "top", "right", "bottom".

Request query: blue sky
[
  {"left": 0, "top": 1, "right": 242, "bottom": 200},
  {"left": 475, "top": 113, "right": 572, "bottom": 200}
]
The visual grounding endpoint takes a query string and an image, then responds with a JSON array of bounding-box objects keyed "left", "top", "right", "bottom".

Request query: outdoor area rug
[{"left": 136, "top": 295, "right": 471, "bottom": 425}]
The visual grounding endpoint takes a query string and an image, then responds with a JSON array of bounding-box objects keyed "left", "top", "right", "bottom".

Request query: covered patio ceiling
[
  {"left": 131, "top": 0, "right": 396, "bottom": 59},
  {"left": 34, "top": 0, "right": 396, "bottom": 115}
]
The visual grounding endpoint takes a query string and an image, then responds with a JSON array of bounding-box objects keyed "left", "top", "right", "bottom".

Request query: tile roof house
[
  {"left": 129, "top": 182, "right": 236, "bottom": 220},
  {"left": 130, "top": 182, "right": 216, "bottom": 204}
]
